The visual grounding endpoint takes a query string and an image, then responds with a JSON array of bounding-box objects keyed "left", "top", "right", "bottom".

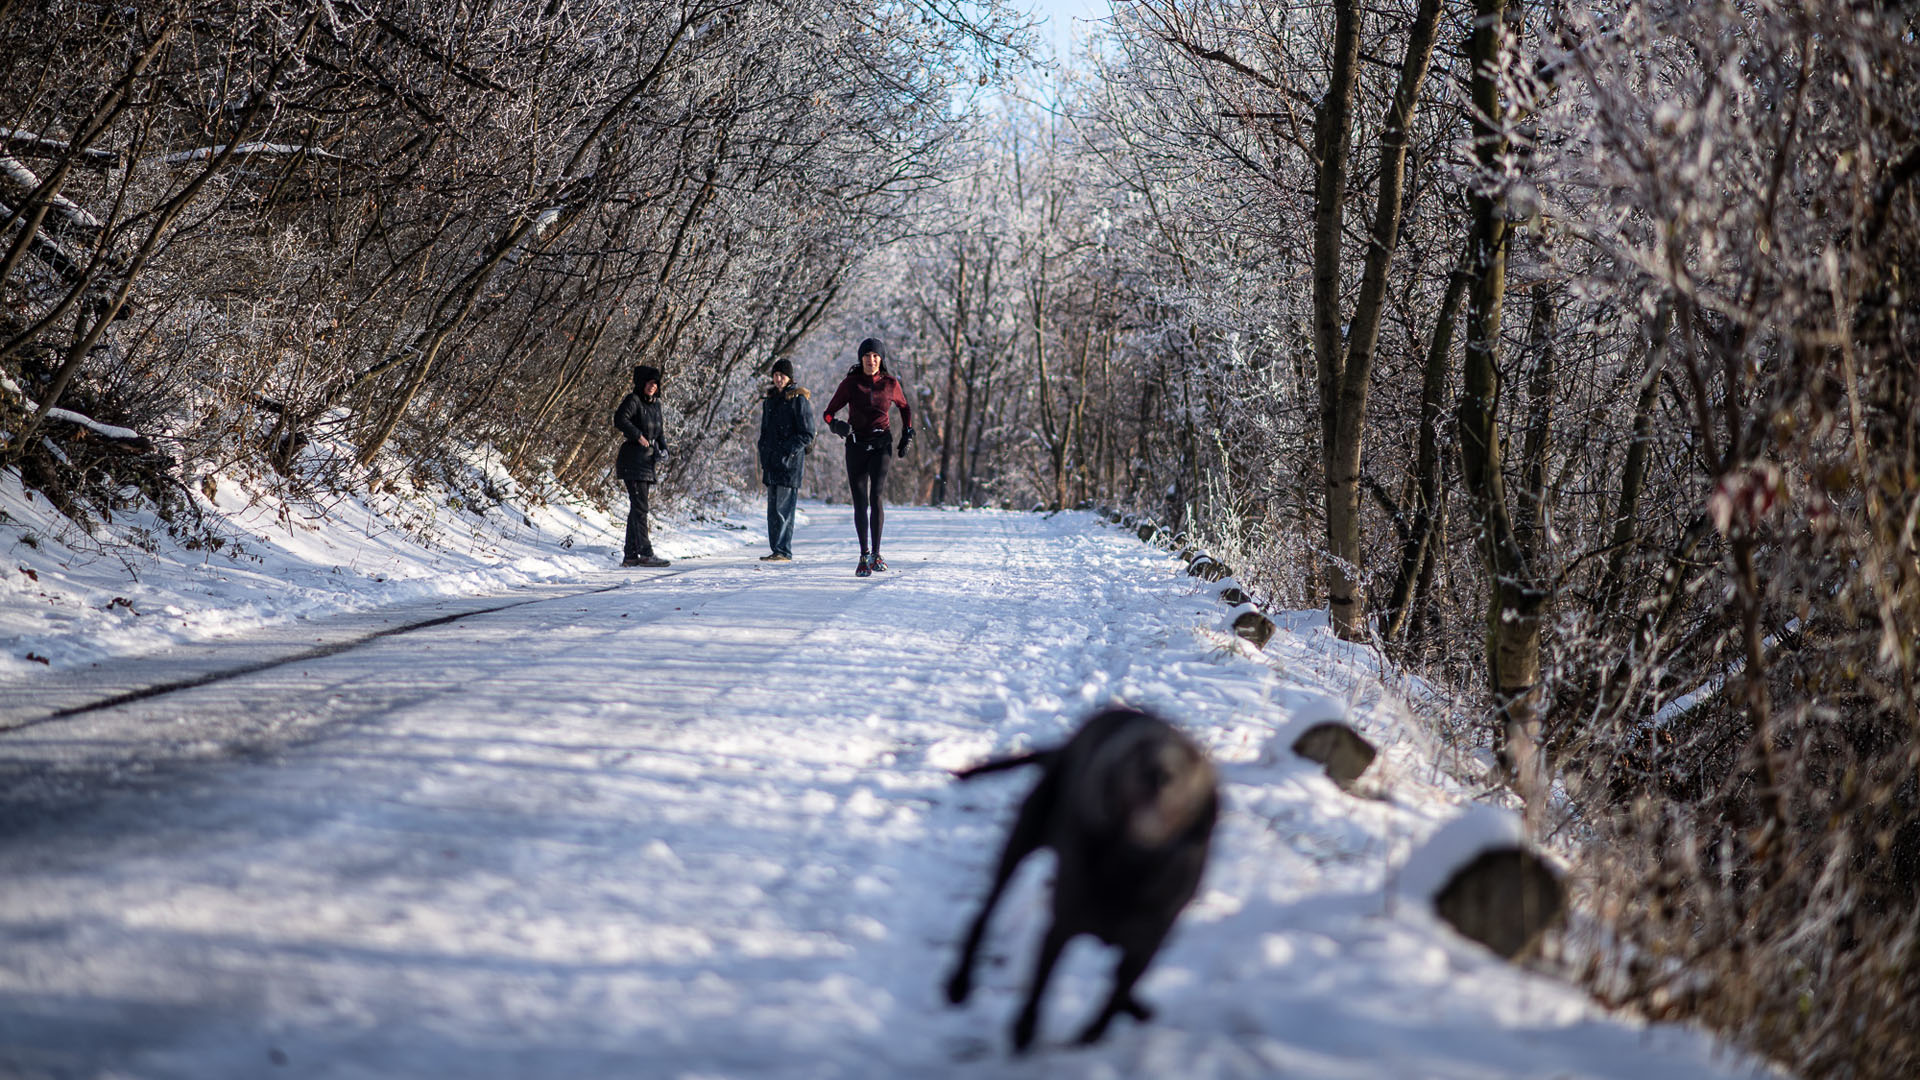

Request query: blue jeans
[{"left": 767, "top": 484, "right": 797, "bottom": 557}]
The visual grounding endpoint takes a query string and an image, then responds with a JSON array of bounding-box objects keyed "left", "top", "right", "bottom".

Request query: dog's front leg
[
  {"left": 946, "top": 895, "right": 997, "bottom": 1005},
  {"left": 1012, "top": 922, "right": 1073, "bottom": 1052},
  {"left": 948, "top": 859, "right": 1029, "bottom": 1005},
  {"left": 948, "top": 786, "right": 1053, "bottom": 1005},
  {"left": 1074, "top": 931, "right": 1166, "bottom": 1045}
]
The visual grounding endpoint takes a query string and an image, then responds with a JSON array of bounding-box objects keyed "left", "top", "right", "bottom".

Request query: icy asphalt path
[{"left": 0, "top": 508, "right": 1768, "bottom": 1079}]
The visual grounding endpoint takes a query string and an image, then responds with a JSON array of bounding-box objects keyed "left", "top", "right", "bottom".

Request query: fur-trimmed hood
[{"left": 767, "top": 384, "right": 811, "bottom": 402}]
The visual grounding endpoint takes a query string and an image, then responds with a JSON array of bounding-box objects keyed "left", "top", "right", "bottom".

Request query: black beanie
[
  {"left": 633, "top": 364, "right": 662, "bottom": 394},
  {"left": 857, "top": 337, "right": 887, "bottom": 361},
  {"left": 771, "top": 358, "right": 793, "bottom": 378}
]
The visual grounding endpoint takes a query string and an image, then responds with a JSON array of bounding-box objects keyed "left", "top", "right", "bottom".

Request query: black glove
[
  {"left": 829, "top": 418, "right": 851, "bottom": 439},
  {"left": 896, "top": 426, "right": 914, "bottom": 458}
]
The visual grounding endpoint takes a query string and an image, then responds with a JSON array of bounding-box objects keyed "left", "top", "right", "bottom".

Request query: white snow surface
[
  {"left": 0, "top": 457, "right": 757, "bottom": 680},
  {"left": 0, "top": 502, "right": 1776, "bottom": 1079}
]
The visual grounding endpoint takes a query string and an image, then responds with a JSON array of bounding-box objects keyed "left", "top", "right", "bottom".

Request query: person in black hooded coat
[
  {"left": 756, "top": 358, "right": 814, "bottom": 562},
  {"left": 613, "top": 364, "right": 670, "bottom": 567}
]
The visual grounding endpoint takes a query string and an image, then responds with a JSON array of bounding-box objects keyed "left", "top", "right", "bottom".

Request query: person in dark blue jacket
[
  {"left": 756, "top": 359, "right": 815, "bottom": 562},
  {"left": 613, "top": 364, "right": 670, "bottom": 567}
]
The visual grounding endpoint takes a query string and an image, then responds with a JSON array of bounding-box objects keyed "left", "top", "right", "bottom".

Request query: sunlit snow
[{"left": 1, "top": 503, "right": 1775, "bottom": 1078}]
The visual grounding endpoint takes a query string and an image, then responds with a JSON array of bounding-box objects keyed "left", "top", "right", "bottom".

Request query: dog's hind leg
[
  {"left": 1012, "top": 922, "right": 1072, "bottom": 1052},
  {"left": 946, "top": 781, "right": 1055, "bottom": 1006},
  {"left": 1073, "top": 928, "right": 1169, "bottom": 1045}
]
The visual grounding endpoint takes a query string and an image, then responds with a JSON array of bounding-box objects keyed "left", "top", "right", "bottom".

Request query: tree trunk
[
  {"left": 1313, "top": 0, "right": 1362, "bottom": 632},
  {"left": 1596, "top": 299, "right": 1671, "bottom": 617},
  {"left": 1328, "top": 0, "right": 1444, "bottom": 639},
  {"left": 1515, "top": 283, "right": 1558, "bottom": 558},
  {"left": 1382, "top": 248, "right": 1470, "bottom": 643},
  {"left": 935, "top": 246, "right": 966, "bottom": 505},
  {"left": 1458, "top": 0, "right": 1548, "bottom": 823}
]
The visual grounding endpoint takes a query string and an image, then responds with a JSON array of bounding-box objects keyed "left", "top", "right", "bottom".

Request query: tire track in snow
[
  {"left": 4, "top": 580, "right": 649, "bottom": 732},
  {"left": 0, "top": 568, "right": 774, "bottom": 817}
]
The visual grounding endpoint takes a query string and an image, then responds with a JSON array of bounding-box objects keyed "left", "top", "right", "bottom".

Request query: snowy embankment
[
  {"left": 0, "top": 506, "right": 1772, "bottom": 1079},
  {"left": 0, "top": 456, "right": 759, "bottom": 680}
]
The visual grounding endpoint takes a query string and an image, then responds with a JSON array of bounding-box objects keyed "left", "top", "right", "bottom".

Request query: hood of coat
[
  {"left": 768, "top": 384, "right": 810, "bottom": 401},
  {"left": 632, "top": 364, "right": 663, "bottom": 396}
]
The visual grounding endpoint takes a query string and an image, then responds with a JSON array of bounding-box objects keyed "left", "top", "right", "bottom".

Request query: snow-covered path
[{"left": 0, "top": 508, "right": 1766, "bottom": 1079}]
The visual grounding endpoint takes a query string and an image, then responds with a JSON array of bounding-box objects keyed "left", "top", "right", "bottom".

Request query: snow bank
[
  {"left": 1393, "top": 802, "right": 1529, "bottom": 900},
  {"left": 0, "top": 454, "right": 760, "bottom": 679}
]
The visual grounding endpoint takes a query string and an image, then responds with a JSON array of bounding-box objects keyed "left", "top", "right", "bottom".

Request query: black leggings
[
  {"left": 845, "top": 434, "right": 891, "bottom": 554},
  {"left": 622, "top": 478, "right": 652, "bottom": 558}
]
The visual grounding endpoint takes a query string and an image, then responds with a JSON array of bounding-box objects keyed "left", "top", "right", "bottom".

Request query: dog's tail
[{"left": 952, "top": 750, "right": 1054, "bottom": 781}]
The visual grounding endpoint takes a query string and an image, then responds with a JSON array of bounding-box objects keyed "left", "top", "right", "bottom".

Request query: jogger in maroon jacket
[{"left": 822, "top": 337, "right": 913, "bottom": 577}]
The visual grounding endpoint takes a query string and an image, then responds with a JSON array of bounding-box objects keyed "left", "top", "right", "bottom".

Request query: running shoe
[
  {"left": 856, "top": 554, "right": 872, "bottom": 577},
  {"left": 868, "top": 554, "right": 888, "bottom": 572}
]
